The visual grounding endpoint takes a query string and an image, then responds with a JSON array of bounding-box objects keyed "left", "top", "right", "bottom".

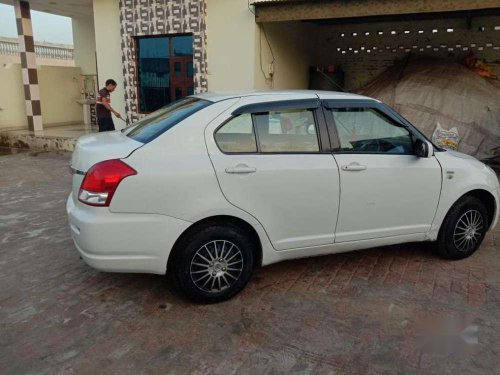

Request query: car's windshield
[{"left": 124, "top": 97, "right": 211, "bottom": 143}]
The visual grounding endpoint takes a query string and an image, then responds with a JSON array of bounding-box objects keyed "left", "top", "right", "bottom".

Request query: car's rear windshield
[{"left": 124, "top": 97, "right": 211, "bottom": 143}]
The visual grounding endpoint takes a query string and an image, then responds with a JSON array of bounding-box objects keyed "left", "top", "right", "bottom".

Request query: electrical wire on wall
[
  {"left": 259, "top": 24, "right": 276, "bottom": 88},
  {"left": 248, "top": 0, "right": 276, "bottom": 87},
  {"left": 247, "top": 0, "right": 255, "bottom": 15}
]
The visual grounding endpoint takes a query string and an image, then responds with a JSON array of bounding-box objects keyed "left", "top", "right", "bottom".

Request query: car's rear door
[
  {"left": 323, "top": 99, "right": 442, "bottom": 243},
  {"left": 205, "top": 94, "right": 340, "bottom": 251}
]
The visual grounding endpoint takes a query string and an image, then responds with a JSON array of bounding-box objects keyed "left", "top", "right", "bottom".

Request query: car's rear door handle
[
  {"left": 342, "top": 163, "right": 367, "bottom": 171},
  {"left": 225, "top": 164, "right": 257, "bottom": 174}
]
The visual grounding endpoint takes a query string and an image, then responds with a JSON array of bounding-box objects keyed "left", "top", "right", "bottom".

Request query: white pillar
[
  {"left": 92, "top": 0, "right": 126, "bottom": 129},
  {"left": 72, "top": 16, "right": 97, "bottom": 75}
]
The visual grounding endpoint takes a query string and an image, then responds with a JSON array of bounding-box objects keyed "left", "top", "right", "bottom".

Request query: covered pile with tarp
[{"left": 357, "top": 57, "right": 500, "bottom": 161}]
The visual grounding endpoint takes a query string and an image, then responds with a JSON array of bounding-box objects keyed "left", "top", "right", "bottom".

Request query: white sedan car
[{"left": 67, "top": 91, "right": 499, "bottom": 303}]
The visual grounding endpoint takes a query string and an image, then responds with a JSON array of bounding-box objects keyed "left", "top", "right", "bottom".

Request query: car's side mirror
[{"left": 415, "top": 138, "right": 433, "bottom": 158}]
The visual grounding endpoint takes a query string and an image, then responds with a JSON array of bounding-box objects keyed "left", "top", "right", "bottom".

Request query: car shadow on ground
[{"left": 88, "top": 241, "right": 436, "bottom": 308}]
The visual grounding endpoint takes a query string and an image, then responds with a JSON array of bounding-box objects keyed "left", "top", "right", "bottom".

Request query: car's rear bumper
[{"left": 66, "top": 194, "right": 191, "bottom": 274}]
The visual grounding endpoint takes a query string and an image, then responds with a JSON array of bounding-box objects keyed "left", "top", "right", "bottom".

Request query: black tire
[
  {"left": 171, "top": 224, "right": 255, "bottom": 303},
  {"left": 436, "top": 196, "right": 489, "bottom": 260}
]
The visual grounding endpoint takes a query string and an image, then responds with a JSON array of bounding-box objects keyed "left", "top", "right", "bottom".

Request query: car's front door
[
  {"left": 324, "top": 100, "right": 442, "bottom": 243},
  {"left": 206, "top": 95, "right": 340, "bottom": 251}
]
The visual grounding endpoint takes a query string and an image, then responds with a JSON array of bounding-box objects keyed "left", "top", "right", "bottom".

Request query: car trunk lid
[{"left": 70, "top": 131, "right": 143, "bottom": 201}]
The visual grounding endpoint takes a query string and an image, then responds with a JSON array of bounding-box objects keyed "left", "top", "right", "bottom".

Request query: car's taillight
[{"left": 78, "top": 159, "right": 137, "bottom": 207}]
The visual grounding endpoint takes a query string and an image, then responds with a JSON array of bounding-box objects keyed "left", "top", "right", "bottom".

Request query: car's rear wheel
[
  {"left": 436, "top": 196, "right": 488, "bottom": 260},
  {"left": 171, "top": 224, "right": 254, "bottom": 303}
]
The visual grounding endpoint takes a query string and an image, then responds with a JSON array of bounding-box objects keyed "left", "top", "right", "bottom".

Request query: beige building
[
  {"left": 1, "top": 0, "right": 500, "bottom": 139},
  {"left": 0, "top": 36, "right": 82, "bottom": 131}
]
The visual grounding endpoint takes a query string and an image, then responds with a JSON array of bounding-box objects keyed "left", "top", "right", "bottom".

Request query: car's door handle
[
  {"left": 225, "top": 164, "right": 257, "bottom": 174},
  {"left": 342, "top": 163, "right": 367, "bottom": 171}
]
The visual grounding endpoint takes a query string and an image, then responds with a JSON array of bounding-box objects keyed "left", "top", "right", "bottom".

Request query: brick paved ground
[{"left": 0, "top": 149, "right": 499, "bottom": 374}]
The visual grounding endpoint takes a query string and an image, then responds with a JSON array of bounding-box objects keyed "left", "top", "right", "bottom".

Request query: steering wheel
[{"left": 356, "top": 139, "right": 397, "bottom": 152}]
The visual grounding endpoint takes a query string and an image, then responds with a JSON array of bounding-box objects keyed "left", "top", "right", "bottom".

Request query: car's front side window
[{"left": 331, "top": 108, "right": 413, "bottom": 154}]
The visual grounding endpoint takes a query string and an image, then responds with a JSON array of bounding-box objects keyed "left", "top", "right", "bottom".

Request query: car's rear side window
[
  {"left": 125, "top": 97, "right": 211, "bottom": 143},
  {"left": 254, "top": 109, "right": 319, "bottom": 153},
  {"left": 214, "top": 108, "right": 320, "bottom": 154}
]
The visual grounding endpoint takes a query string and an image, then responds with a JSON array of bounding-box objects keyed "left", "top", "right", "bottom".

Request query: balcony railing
[{"left": 0, "top": 37, "right": 74, "bottom": 60}]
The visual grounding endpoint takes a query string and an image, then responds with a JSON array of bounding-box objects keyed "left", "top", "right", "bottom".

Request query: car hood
[{"left": 444, "top": 150, "right": 479, "bottom": 162}]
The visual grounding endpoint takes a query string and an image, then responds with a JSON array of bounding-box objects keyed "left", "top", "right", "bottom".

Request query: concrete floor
[{"left": 1, "top": 150, "right": 499, "bottom": 374}]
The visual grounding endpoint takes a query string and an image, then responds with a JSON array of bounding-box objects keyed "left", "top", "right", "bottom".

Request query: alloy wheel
[
  {"left": 453, "top": 209, "right": 484, "bottom": 252},
  {"left": 190, "top": 240, "right": 244, "bottom": 293}
]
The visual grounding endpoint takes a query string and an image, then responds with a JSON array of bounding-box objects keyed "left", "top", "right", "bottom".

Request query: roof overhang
[
  {"left": 0, "top": 0, "right": 92, "bottom": 18},
  {"left": 252, "top": 0, "right": 500, "bottom": 23}
]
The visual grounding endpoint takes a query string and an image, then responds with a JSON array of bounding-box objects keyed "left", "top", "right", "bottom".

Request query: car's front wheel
[
  {"left": 436, "top": 196, "right": 489, "bottom": 260},
  {"left": 171, "top": 224, "right": 255, "bottom": 303}
]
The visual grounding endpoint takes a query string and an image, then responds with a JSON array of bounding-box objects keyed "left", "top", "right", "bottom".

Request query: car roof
[{"left": 192, "top": 90, "right": 376, "bottom": 103}]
